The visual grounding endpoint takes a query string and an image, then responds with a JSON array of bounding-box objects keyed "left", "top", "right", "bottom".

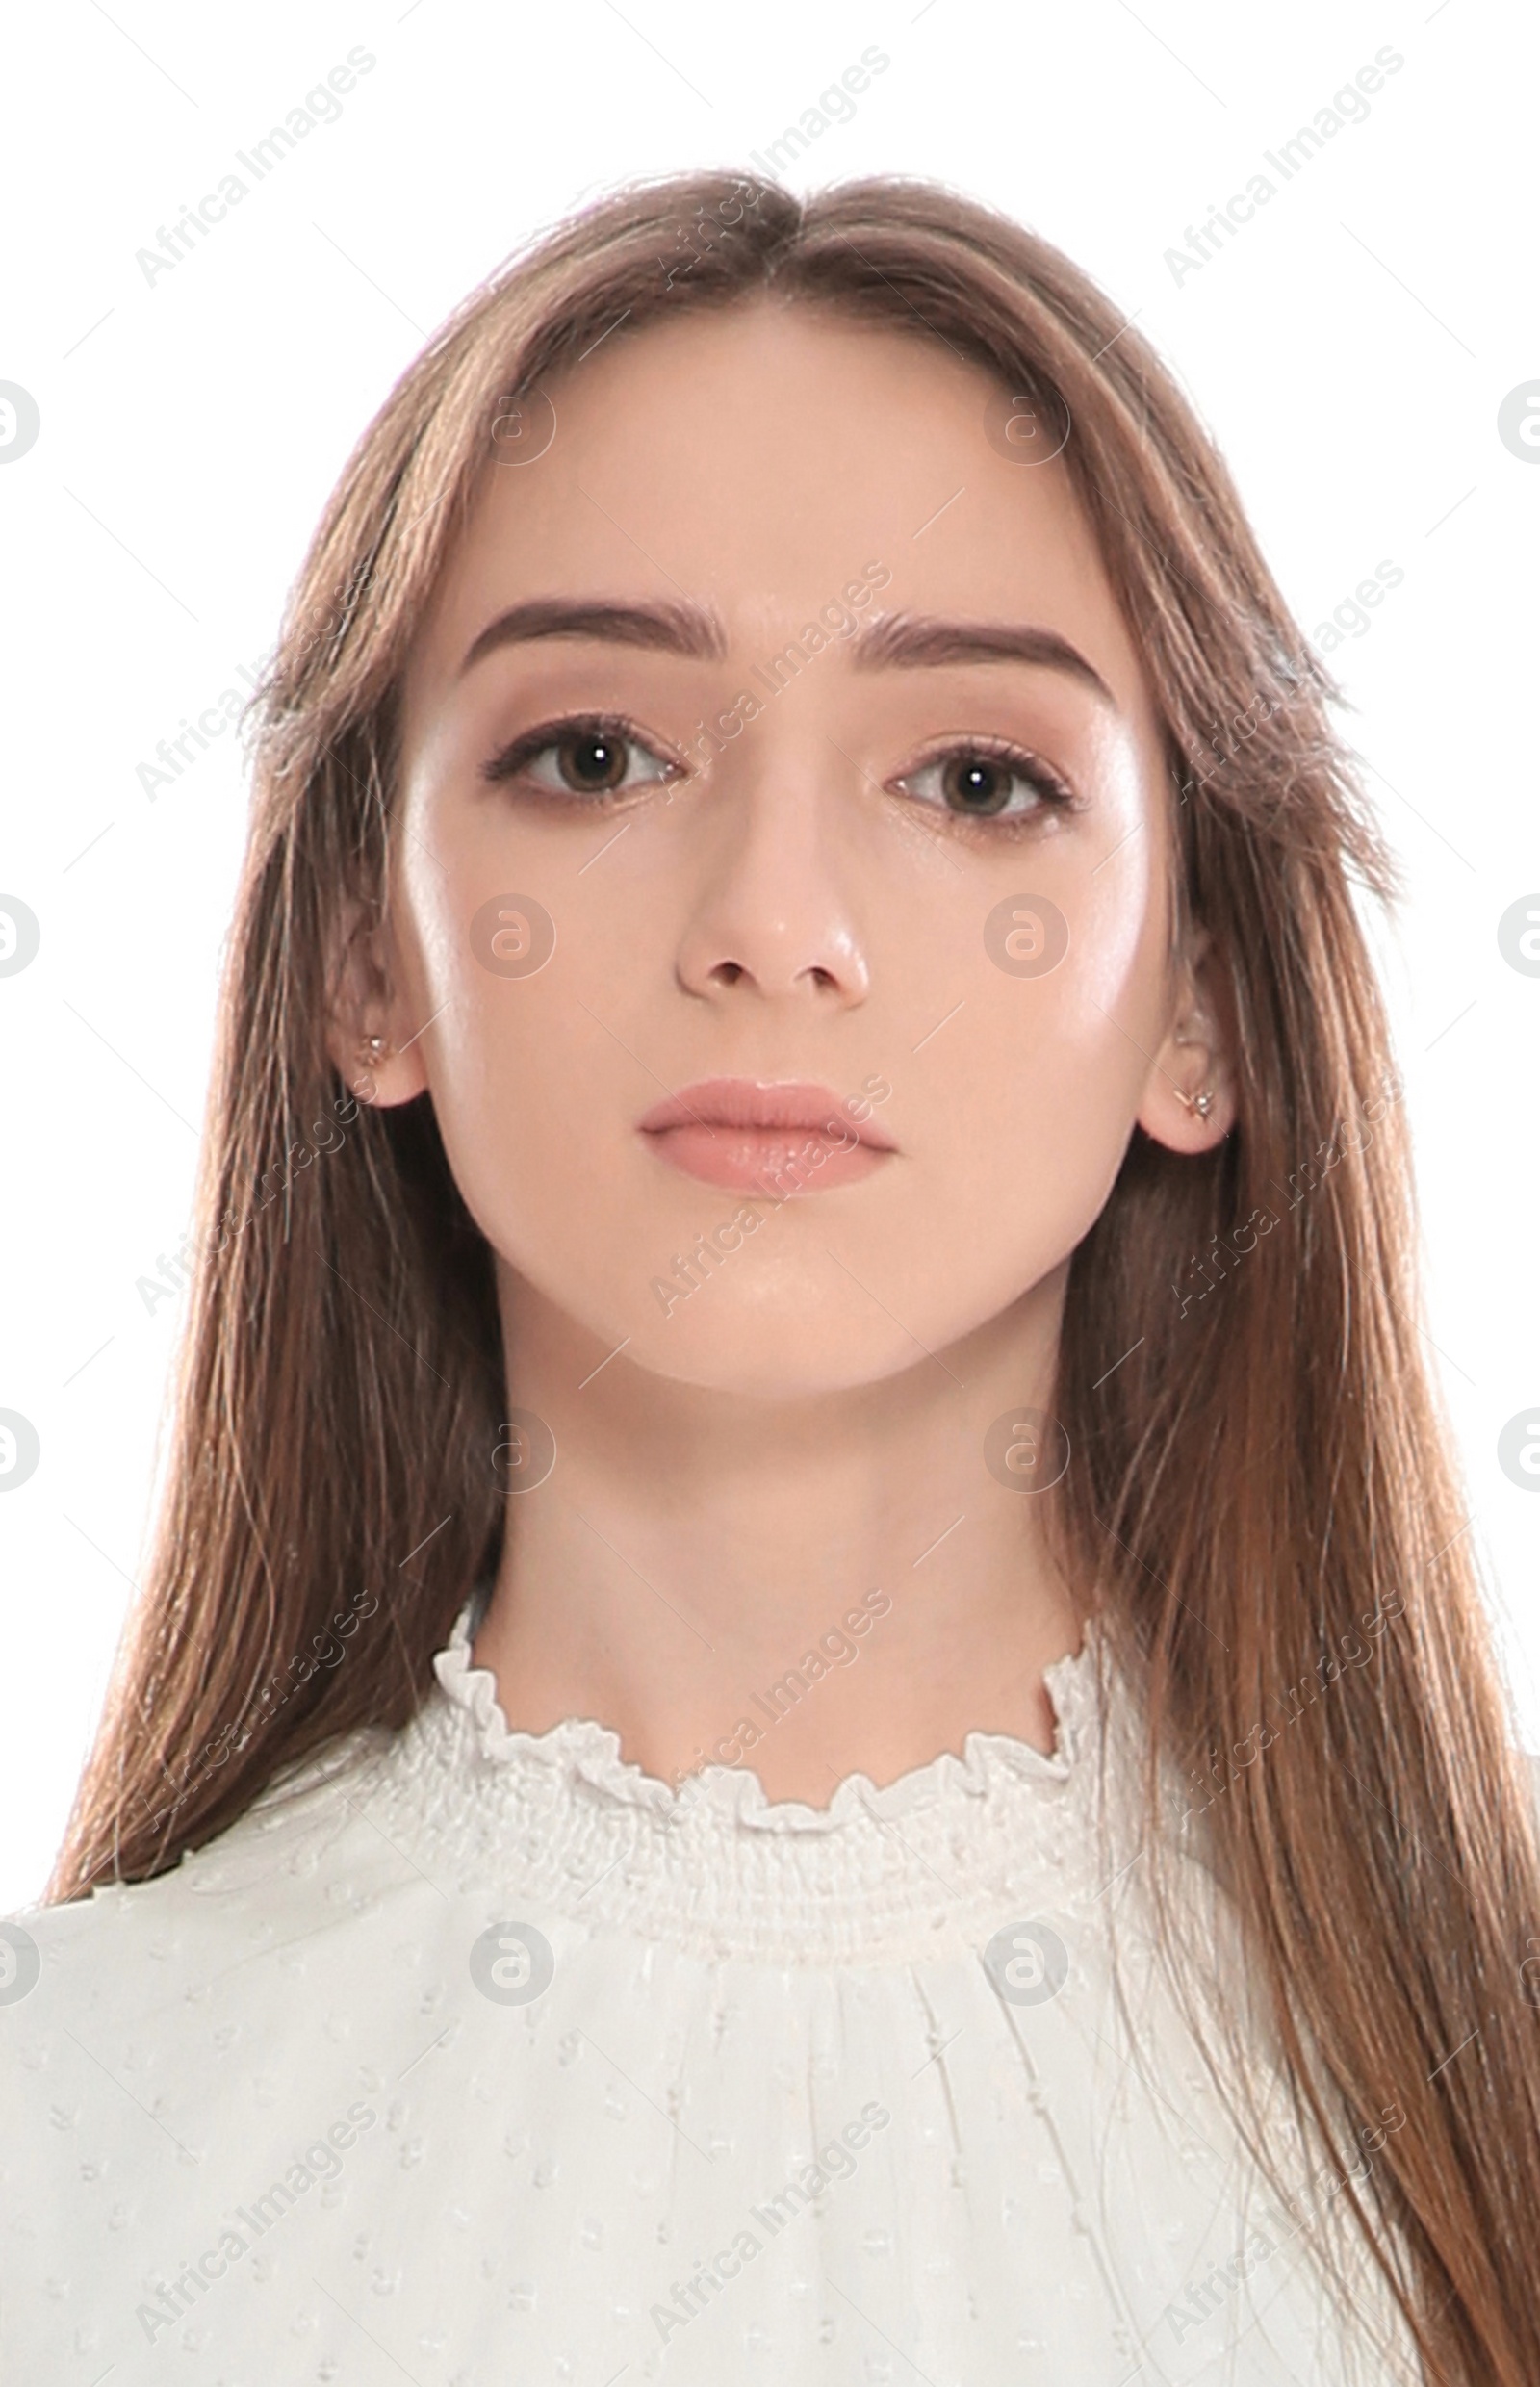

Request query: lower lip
[{"left": 641, "top": 1124, "right": 893, "bottom": 1194}]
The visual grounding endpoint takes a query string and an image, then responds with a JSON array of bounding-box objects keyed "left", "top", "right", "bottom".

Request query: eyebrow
[{"left": 458, "top": 597, "right": 1118, "bottom": 707}]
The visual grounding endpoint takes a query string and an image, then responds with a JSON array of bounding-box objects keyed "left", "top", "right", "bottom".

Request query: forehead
[{"left": 408, "top": 297, "right": 1159, "bottom": 734}]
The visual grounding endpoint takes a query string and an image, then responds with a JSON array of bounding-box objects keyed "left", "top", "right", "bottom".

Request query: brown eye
[
  {"left": 894, "top": 740, "right": 1074, "bottom": 824},
  {"left": 481, "top": 712, "right": 679, "bottom": 802},
  {"left": 551, "top": 728, "right": 631, "bottom": 792},
  {"left": 941, "top": 754, "right": 1019, "bottom": 815}
]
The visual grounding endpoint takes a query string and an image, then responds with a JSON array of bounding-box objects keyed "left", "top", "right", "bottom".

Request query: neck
[{"left": 471, "top": 1261, "right": 1085, "bottom": 1806}]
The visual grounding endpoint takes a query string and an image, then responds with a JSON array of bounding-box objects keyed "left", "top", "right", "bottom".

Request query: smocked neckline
[{"left": 427, "top": 1596, "right": 1106, "bottom": 1836}]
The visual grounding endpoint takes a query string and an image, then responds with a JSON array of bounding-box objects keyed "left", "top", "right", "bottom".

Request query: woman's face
[{"left": 350, "top": 299, "right": 1228, "bottom": 1398}]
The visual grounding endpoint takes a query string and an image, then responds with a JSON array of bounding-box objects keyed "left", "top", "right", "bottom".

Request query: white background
[{"left": 2, "top": 0, "right": 1536, "bottom": 1913}]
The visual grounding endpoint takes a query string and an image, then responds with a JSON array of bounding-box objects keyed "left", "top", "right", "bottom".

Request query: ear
[
  {"left": 1135, "top": 925, "right": 1236, "bottom": 1154},
  {"left": 322, "top": 897, "right": 430, "bottom": 1111}
]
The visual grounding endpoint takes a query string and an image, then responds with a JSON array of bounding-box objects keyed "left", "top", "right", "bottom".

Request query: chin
[{"left": 627, "top": 1303, "right": 933, "bottom": 1403}]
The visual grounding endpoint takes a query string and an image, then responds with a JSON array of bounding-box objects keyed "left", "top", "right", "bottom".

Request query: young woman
[{"left": 8, "top": 169, "right": 1539, "bottom": 2384}]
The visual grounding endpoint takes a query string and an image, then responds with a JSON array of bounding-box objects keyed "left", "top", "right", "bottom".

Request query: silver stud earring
[{"left": 1175, "top": 1082, "right": 1215, "bottom": 1119}]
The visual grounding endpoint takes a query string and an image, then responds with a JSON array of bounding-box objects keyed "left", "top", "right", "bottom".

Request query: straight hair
[{"left": 46, "top": 168, "right": 1540, "bottom": 2383}]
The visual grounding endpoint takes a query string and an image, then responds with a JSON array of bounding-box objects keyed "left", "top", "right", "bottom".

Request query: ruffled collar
[
  {"left": 340, "top": 1594, "right": 1137, "bottom": 1964},
  {"left": 430, "top": 1594, "right": 1105, "bottom": 1835}
]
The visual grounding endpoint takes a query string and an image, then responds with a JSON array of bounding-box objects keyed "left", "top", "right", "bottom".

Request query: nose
[{"left": 673, "top": 732, "right": 872, "bottom": 1009}]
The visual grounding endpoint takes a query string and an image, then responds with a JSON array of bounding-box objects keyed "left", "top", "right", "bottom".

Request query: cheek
[
  {"left": 395, "top": 812, "right": 634, "bottom": 1262},
  {"left": 915, "top": 817, "right": 1168, "bottom": 1220}
]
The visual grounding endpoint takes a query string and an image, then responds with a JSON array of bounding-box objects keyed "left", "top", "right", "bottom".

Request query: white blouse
[{"left": 4, "top": 1590, "right": 1467, "bottom": 2384}]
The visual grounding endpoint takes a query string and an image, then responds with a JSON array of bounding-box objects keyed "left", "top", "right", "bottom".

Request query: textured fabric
[{"left": 2, "top": 1594, "right": 1452, "bottom": 2384}]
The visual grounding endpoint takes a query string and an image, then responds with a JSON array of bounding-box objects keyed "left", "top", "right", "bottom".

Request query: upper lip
[{"left": 637, "top": 1078, "right": 898, "bottom": 1150}]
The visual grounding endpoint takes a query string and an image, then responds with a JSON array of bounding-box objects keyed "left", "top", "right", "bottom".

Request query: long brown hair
[{"left": 46, "top": 168, "right": 1540, "bottom": 2382}]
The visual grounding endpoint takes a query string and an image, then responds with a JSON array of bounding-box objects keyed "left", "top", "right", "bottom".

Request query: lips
[{"left": 637, "top": 1078, "right": 896, "bottom": 1195}]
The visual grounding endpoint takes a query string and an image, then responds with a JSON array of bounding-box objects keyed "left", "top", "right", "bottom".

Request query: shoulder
[
  {"left": 3, "top": 1721, "right": 436, "bottom": 2194},
  {"left": 0, "top": 1724, "right": 427, "bottom": 2360},
  {"left": 5, "top": 1722, "right": 398, "bottom": 2026}
]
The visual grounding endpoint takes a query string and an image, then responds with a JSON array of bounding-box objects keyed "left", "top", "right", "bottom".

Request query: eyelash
[
  {"left": 481, "top": 710, "right": 681, "bottom": 802},
  {"left": 479, "top": 710, "right": 1078, "bottom": 829},
  {"left": 893, "top": 732, "right": 1077, "bottom": 829}
]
